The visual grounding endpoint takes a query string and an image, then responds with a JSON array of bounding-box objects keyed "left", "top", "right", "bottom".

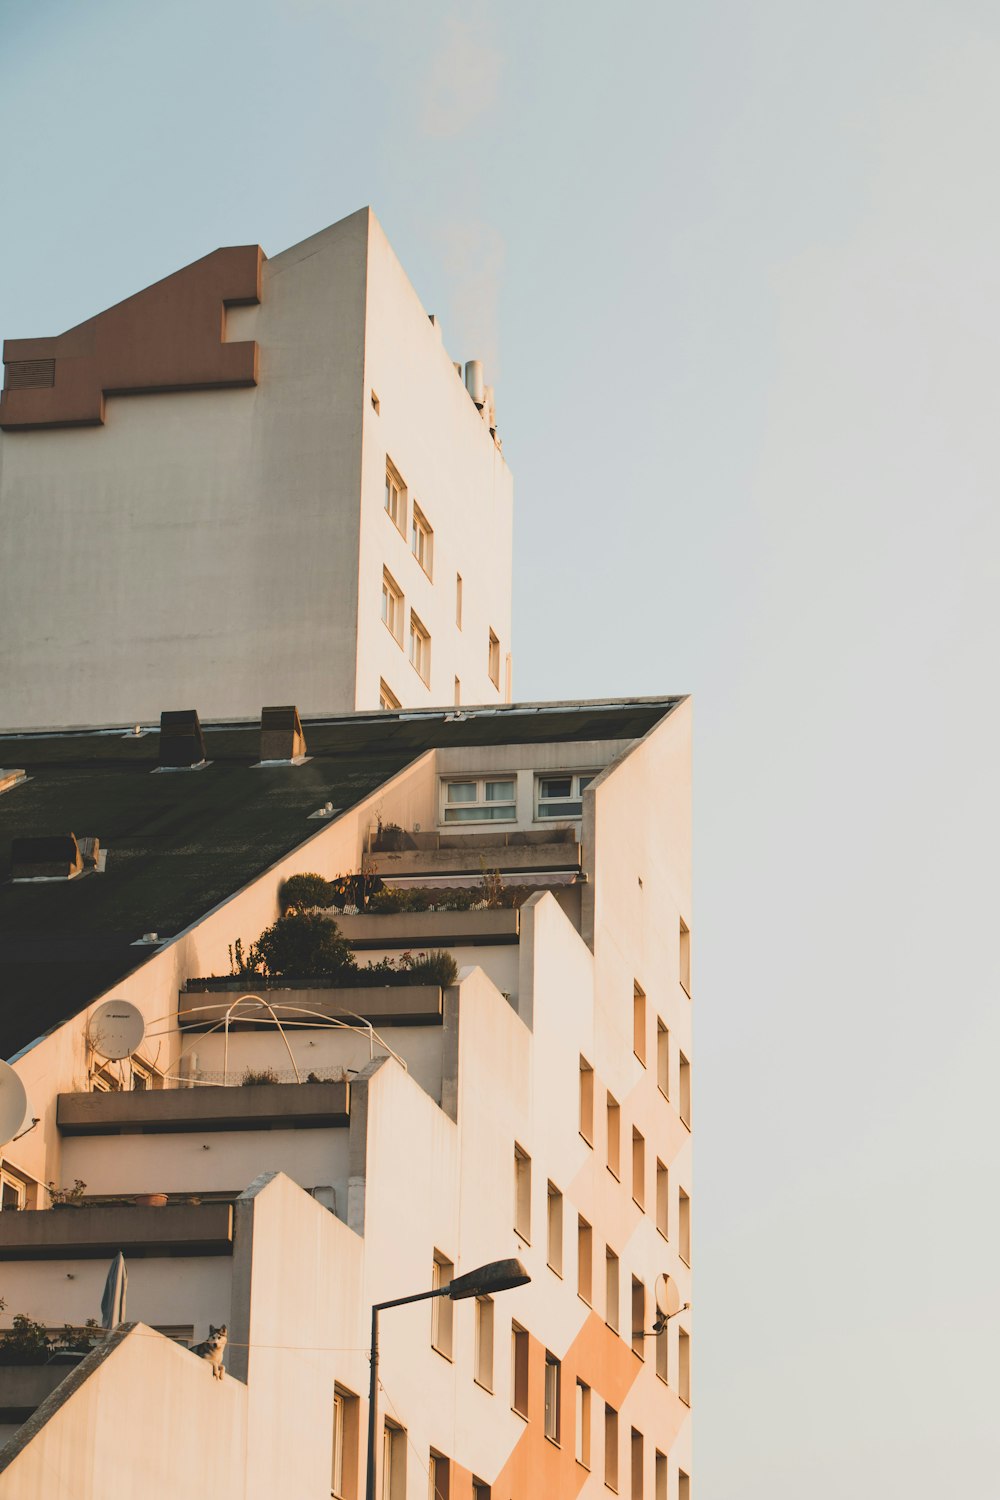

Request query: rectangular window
[
  {"left": 632, "top": 1128, "right": 645, "bottom": 1210},
  {"left": 332, "top": 1389, "right": 345, "bottom": 1498},
  {"left": 514, "top": 1145, "right": 531, "bottom": 1241},
  {"left": 544, "top": 1351, "right": 561, "bottom": 1444},
  {"left": 605, "top": 1247, "right": 620, "bottom": 1333},
  {"left": 656, "top": 1161, "right": 669, "bottom": 1241},
  {"left": 579, "top": 1057, "right": 594, "bottom": 1144},
  {"left": 655, "top": 1452, "right": 668, "bottom": 1500},
  {"left": 371, "top": 390, "right": 380, "bottom": 413},
  {"left": 604, "top": 1405, "right": 619, "bottom": 1492},
  {"left": 679, "top": 1052, "right": 691, "bottom": 1129},
  {"left": 488, "top": 629, "right": 500, "bottom": 687},
  {"left": 633, "top": 982, "right": 646, "bottom": 1064},
  {"left": 655, "top": 1295, "right": 668, "bottom": 1384},
  {"left": 428, "top": 1452, "right": 449, "bottom": 1500},
  {"left": 381, "top": 569, "right": 403, "bottom": 644},
  {"left": 379, "top": 679, "right": 401, "bottom": 711},
  {"left": 606, "top": 1093, "right": 621, "bottom": 1179},
  {"left": 679, "top": 1188, "right": 691, "bottom": 1266},
  {"left": 0, "top": 1173, "right": 25, "bottom": 1212},
  {"left": 456, "top": 573, "right": 463, "bottom": 629},
  {"left": 454, "top": 676, "right": 461, "bottom": 707},
  {"left": 577, "top": 1216, "right": 593, "bottom": 1305},
  {"left": 679, "top": 918, "right": 691, "bottom": 995},
  {"left": 511, "top": 1322, "right": 529, "bottom": 1417},
  {"left": 431, "top": 1252, "right": 454, "bottom": 1359},
  {"left": 442, "top": 777, "right": 516, "bottom": 824},
  {"left": 475, "top": 1296, "right": 494, "bottom": 1391},
  {"left": 535, "top": 772, "right": 596, "bottom": 820},
  {"left": 547, "top": 1182, "right": 563, "bottom": 1276},
  {"left": 411, "top": 503, "right": 433, "bottom": 577},
  {"left": 679, "top": 1329, "right": 691, "bottom": 1405},
  {"left": 385, "top": 461, "right": 405, "bottom": 533},
  {"left": 409, "top": 611, "right": 431, "bottom": 684},
  {"left": 332, "top": 1385, "right": 359, "bottom": 1499},
  {"left": 631, "top": 1278, "right": 645, "bottom": 1359},
  {"left": 630, "top": 1428, "right": 644, "bottom": 1500},
  {"left": 575, "top": 1379, "right": 591, "bottom": 1468},
  {"left": 472, "top": 1483, "right": 490, "bottom": 1500},
  {"left": 656, "top": 1020, "right": 669, "bottom": 1099},
  {"left": 382, "top": 1421, "right": 405, "bottom": 1500},
  {"left": 678, "top": 1470, "right": 690, "bottom": 1500}
]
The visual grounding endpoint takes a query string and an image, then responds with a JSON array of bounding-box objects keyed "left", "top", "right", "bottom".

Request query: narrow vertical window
[
  {"left": 428, "top": 1453, "right": 450, "bottom": 1500},
  {"left": 656, "top": 1160, "right": 669, "bottom": 1240},
  {"left": 577, "top": 1216, "right": 593, "bottom": 1305},
  {"left": 544, "top": 1351, "right": 561, "bottom": 1443},
  {"left": 431, "top": 1252, "right": 454, "bottom": 1358},
  {"left": 332, "top": 1390, "right": 345, "bottom": 1499},
  {"left": 579, "top": 1057, "right": 594, "bottom": 1144},
  {"left": 332, "top": 1385, "right": 359, "bottom": 1498},
  {"left": 474, "top": 1296, "right": 494, "bottom": 1391},
  {"left": 514, "top": 1144, "right": 531, "bottom": 1241},
  {"left": 632, "top": 1128, "right": 645, "bottom": 1210},
  {"left": 655, "top": 1451, "right": 668, "bottom": 1500},
  {"left": 605, "top": 1247, "right": 620, "bottom": 1333},
  {"left": 381, "top": 569, "right": 403, "bottom": 644},
  {"left": 655, "top": 1296, "right": 668, "bottom": 1384},
  {"left": 604, "top": 1405, "right": 619, "bottom": 1492},
  {"left": 633, "top": 982, "right": 646, "bottom": 1064},
  {"left": 456, "top": 573, "right": 463, "bottom": 629},
  {"left": 411, "top": 503, "right": 433, "bottom": 577},
  {"left": 656, "top": 1019, "right": 669, "bottom": 1098},
  {"left": 678, "top": 1329, "right": 691, "bottom": 1405},
  {"left": 630, "top": 1428, "right": 644, "bottom": 1500},
  {"left": 379, "top": 679, "right": 401, "bottom": 711},
  {"left": 472, "top": 1482, "right": 491, "bottom": 1500},
  {"left": 678, "top": 1470, "right": 690, "bottom": 1500},
  {"left": 679, "top": 1052, "right": 691, "bottom": 1128},
  {"left": 384, "top": 461, "right": 406, "bottom": 533},
  {"left": 488, "top": 629, "right": 500, "bottom": 687},
  {"left": 511, "top": 1322, "right": 529, "bottom": 1416},
  {"left": 454, "top": 676, "right": 461, "bottom": 707},
  {"left": 409, "top": 611, "right": 431, "bottom": 684},
  {"left": 606, "top": 1093, "right": 621, "bottom": 1178},
  {"left": 679, "top": 917, "right": 691, "bottom": 995},
  {"left": 547, "top": 1182, "right": 563, "bottom": 1275},
  {"left": 382, "top": 1421, "right": 406, "bottom": 1500},
  {"left": 679, "top": 1188, "right": 691, "bottom": 1265},
  {"left": 631, "top": 1278, "right": 645, "bottom": 1359},
  {"left": 575, "top": 1379, "right": 591, "bottom": 1468}
]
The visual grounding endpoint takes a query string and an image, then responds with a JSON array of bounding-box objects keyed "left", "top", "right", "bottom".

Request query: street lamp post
[{"left": 365, "top": 1258, "right": 530, "bottom": 1500}]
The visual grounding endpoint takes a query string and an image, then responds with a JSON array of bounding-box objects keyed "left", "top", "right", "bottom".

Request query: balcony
[
  {"left": 0, "top": 1363, "right": 76, "bottom": 1423},
  {"left": 178, "top": 985, "right": 443, "bottom": 1029},
  {"left": 335, "top": 908, "right": 520, "bottom": 948},
  {"left": 57, "top": 1080, "right": 350, "bottom": 1135},
  {"left": 368, "top": 839, "right": 581, "bottom": 879},
  {"left": 0, "top": 1202, "right": 233, "bottom": 1260}
]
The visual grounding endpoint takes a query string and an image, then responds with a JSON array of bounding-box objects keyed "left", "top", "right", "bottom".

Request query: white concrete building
[
  {"left": 0, "top": 697, "right": 692, "bottom": 1500},
  {"left": 0, "top": 209, "right": 513, "bottom": 731}
]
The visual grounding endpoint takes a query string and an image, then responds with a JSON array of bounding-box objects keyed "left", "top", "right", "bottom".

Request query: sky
[{"left": 2, "top": 1, "right": 999, "bottom": 1494}]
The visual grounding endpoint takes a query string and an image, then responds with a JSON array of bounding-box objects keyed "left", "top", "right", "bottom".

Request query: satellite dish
[
  {"left": 655, "top": 1273, "right": 682, "bottom": 1318},
  {"left": 0, "top": 1062, "right": 29, "bottom": 1147},
  {"left": 88, "top": 1000, "right": 145, "bottom": 1061}
]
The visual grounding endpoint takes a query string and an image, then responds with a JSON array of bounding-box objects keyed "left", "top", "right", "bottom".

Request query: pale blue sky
[{"left": 3, "top": 3, "right": 998, "bottom": 1494}]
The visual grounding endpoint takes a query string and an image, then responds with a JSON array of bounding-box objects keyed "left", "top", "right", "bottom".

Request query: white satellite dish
[
  {"left": 655, "top": 1273, "right": 682, "bottom": 1318},
  {"left": 0, "top": 1062, "right": 29, "bottom": 1147},
  {"left": 88, "top": 1000, "right": 145, "bottom": 1061}
]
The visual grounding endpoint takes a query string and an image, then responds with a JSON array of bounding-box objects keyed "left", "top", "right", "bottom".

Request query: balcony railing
[
  {"left": 57, "top": 1080, "right": 350, "bottom": 1135},
  {"left": 0, "top": 1202, "right": 234, "bottom": 1259}
]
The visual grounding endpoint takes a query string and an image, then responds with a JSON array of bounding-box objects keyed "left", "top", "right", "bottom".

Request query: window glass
[
  {"left": 447, "top": 782, "right": 477, "bottom": 803},
  {"left": 485, "top": 780, "right": 514, "bottom": 802},
  {"left": 540, "top": 777, "right": 572, "bottom": 799}
]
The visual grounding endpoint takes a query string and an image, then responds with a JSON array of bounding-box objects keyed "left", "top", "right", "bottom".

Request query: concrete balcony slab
[
  {"left": 0, "top": 1203, "right": 233, "bottom": 1259},
  {"left": 57, "top": 1081, "right": 350, "bottom": 1135}
]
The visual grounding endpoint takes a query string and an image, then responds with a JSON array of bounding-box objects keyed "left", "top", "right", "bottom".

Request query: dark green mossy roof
[{"left": 0, "top": 697, "right": 682, "bottom": 1055}]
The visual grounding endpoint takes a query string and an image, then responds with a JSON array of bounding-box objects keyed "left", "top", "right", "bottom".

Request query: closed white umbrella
[{"left": 100, "top": 1251, "right": 127, "bottom": 1330}]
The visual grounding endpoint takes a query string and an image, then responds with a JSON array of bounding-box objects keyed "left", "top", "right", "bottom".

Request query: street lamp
[{"left": 365, "top": 1258, "right": 530, "bottom": 1500}]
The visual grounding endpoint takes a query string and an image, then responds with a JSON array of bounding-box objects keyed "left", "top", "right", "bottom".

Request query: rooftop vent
[
  {"left": 260, "top": 705, "right": 307, "bottom": 763},
  {"left": 11, "top": 833, "right": 102, "bottom": 881},
  {"left": 158, "top": 710, "right": 206, "bottom": 769}
]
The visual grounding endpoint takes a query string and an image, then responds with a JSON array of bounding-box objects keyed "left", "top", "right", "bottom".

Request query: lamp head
[{"left": 448, "top": 1258, "right": 530, "bottom": 1301}]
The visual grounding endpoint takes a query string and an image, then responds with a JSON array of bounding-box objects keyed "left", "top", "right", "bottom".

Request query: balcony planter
[{"left": 134, "top": 1193, "right": 168, "bottom": 1208}]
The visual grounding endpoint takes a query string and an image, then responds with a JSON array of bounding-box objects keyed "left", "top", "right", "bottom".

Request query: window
[
  {"left": 428, "top": 1452, "right": 450, "bottom": 1500},
  {"left": 633, "top": 983, "right": 646, "bottom": 1064},
  {"left": 442, "top": 777, "right": 516, "bottom": 824},
  {"left": 513, "top": 1145, "right": 531, "bottom": 1241},
  {"left": 630, "top": 1429, "right": 644, "bottom": 1500},
  {"left": 544, "top": 1351, "right": 561, "bottom": 1443},
  {"left": 632, "top": 1128, "right": 645, "bottom": 1210},
  {"left": 547, "top": 1183, "right": 563, "bottom": 1276},
  {"left": 631, "top": 1278, "right": 645, "bottom": 1358},
  {"left": 511, "top": 1322, "right": 529, "bottom": 1416},
  {"left": 472, "top": 1483, "right": 491, "bottom": 1500},
  {"left": 535, "top": 772, "right": 596, "bottom": 820},
  {"left": 655, "top": 1452, "right": 668, "bottom": 1500},
  {"left": 431, "top": 1252, "right": 454, "bottom": 1358},
  {"left": 575, "top": 1380, "right": 591, "bottom": 1468},
  {"left": 679, "top": 918, "right": 691, "bottom": 995},
  {"left": 382, "top": 1421, "right": 405, "bottom": 1500},
  {"left": 679, "top": 1052, "right": 691, "bottom": 1129},
  {"left": 655, "top": 1161, "right": 669, "bottom": 1240},
  {"left": 606, "top": 1094, "right": 621, "bottom": 1178},
  {"left": 0, "top": 1172, "right": 26, "bottom": 1212},
  {"left": 385, "top": 461, "right": 405, "bottom": 532},
  {"left": 409, "top": 611, "right": 431, "bottom": 684},
  {"left": 679, "top": 1188, "right": 691, "bottom": 1265},
  {"left": 379, "top": 679, "right": 401, "bottom": 711},
  {"left": 454, "top": 677, "right": 461, "bottom": 707},
  {"left": 381, "top": 570, "right": 403, "bottom": 644},
  {"left": 604, "top": 1404, "right": 619, "bottom": 1492},
  {"left": 605, "top": 1247, "right": 620, "bottom": 1333},
  {"left": 455, "top": 573, "right": 463, "bottom": 629},
  {"left": 656, "top": 1020, "right": 669, "bottom": 1098},
  {"left": 678, "top": 1470, "right": 690, "bottom": 1500},
  {"left": 411, "top": 503, "right": 433, "bottom": 577},
  {"left": 488, "top": 629, "right": 500, "bottom": 687},
  {"left": 474, "top": 1296, "right": 494, "bottom": 1391},
  {"left": 371, "top": 390, "right": 380, "bottom": 413},
  {"left": 577, "top": 1216, "right": 593, "bottom": 1305},
  {"left": 579, "top": 1057, "right": 594, "bottom": 1144},
  {"left": 678, "top": 1329, "right": 691, "bottom": 1405},
  {"left": 332, "top": 1385, "right": 359, "bottom": 1499},
  {"left": 655, "top": 1296, "right": 668, "bottom": 1384}
]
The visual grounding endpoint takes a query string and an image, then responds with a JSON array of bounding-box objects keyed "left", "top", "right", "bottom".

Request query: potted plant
[{"left": 134, "top": 1192, "right": 169, "bottom": 1208}]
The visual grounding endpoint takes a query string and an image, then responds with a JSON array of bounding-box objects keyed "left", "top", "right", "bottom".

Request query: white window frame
[
  {"left": 379, "top": 679, "right": 401, "bottom": 711},
  {"left": 409, "top": 610, "right": 431, "bottom": 684},
  {"left": 382, "top": 570, "right": 404, "bottom": 645},
  {"left": 534, "top": 771, "right": 597, "bottom": 822},
  {"left": 0, "top": 1169, "right": 26, "bottom": 1212},
  {"left": 385, "top": 460, "right": 406, "bottom": 534},
  {"left": 331, "top": 1390, "right": 345, "bottom": 1498},
  {"left": 440, "top": 776, "right": 516, "bottom": 826},
  {"left": 411, "top": 503, "right": 433, "bottom": 578}
]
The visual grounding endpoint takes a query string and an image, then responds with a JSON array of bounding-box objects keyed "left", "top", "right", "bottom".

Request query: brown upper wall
[{"left": 0, "top": 245, "right": 263, "bottom": 431}]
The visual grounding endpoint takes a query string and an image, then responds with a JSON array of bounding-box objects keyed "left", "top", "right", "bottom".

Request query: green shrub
[
  {"left": 402, "top": 949, "right": 459, "bottom": 987},
  {"left": 253, "top": 912, "right": 355, "bottom": 979},
  {"left": 241, "top": 1067, "right": 280, "bottom": 1086},
  {"left": 280, "top": 873, "right": 334, "bottom": 913},
  {"left": 367, "top": 887, "right": 413, "bottom": 914},
  {"left": 0, "top": 1315, "right": 50, "bottom": 1365}
]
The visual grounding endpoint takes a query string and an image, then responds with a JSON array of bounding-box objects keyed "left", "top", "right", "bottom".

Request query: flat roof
[{"left": 0, "top": 697, "right": 683, "bottom": 1055}]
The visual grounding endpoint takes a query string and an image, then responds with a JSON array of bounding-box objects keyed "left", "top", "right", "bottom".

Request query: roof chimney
[
  {"left": 260, "top": 705, "right": 307, "bottom": 763},
  {"left": 12, "top": 833, "right": 84, "bottom": 880},
  {"left": 158, "top": 710, "right": 206, "bottom": 769},
  {"left": 464, "top": 360, "right": 485, "bottom": 407}
]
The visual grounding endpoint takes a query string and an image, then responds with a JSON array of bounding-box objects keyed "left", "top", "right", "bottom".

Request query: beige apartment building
[
  {"left": 0, "top": 207, "right": 513, "bottom": 730},
  {"left": 0, "top": 696, "right": 692, "bottom": 1499}
]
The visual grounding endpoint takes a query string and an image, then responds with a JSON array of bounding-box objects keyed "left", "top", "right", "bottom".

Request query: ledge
[
  {"left": 368, "top": 843, "right": 581, "bottom": 877},
  {"left": 0, "top": 1203, "right": 234, "bottom": 1260},
  {"left": 335, "top": 909, "right": 519, "bottom": 948},
  {"left": 57, "top": 1081, "right": 350, "bottom": 1135},
  {"left": 178, "top": 985, "right": 443, "bottom": 1029}
]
